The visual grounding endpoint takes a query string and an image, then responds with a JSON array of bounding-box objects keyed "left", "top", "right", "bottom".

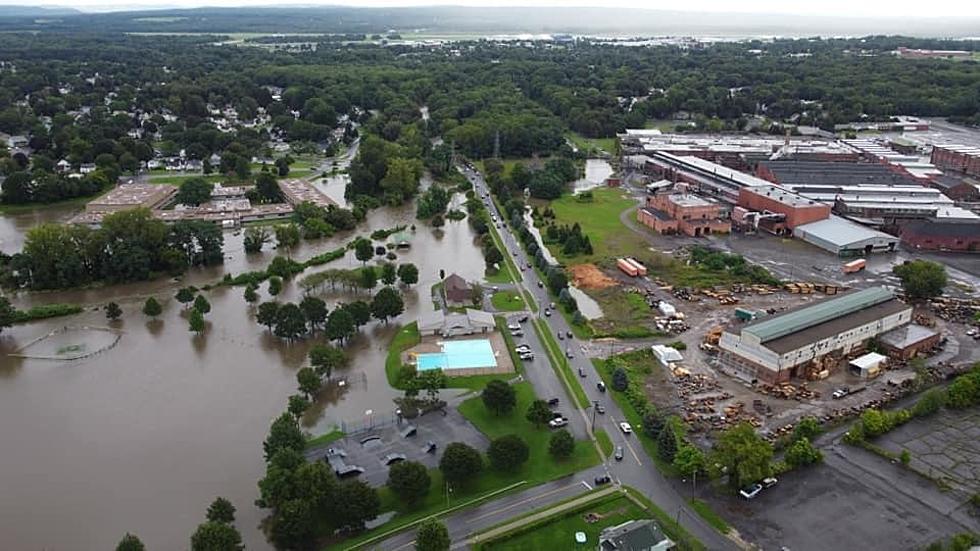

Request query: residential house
[
  {"left": 443, "top": 273, "right": 472, "bottom": 307},
  {"left": 598, "top": 519, "right": 675, "bottom": 551}
]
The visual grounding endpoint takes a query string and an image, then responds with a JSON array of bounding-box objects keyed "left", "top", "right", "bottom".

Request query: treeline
[
  {"left": 0, "top": 209, "right": 223, "bottom": 290},
  {"left": 544, "top": 222, "right": 594, "bottom": 257}
]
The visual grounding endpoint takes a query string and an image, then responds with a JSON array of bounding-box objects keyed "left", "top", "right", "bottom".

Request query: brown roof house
[{"left": 443, "top": 273, "right": 472, "bottom": 307}]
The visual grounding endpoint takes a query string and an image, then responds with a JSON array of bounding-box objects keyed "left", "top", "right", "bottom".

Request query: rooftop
[
  {"left": 277, "top": 178, "right": 336, "bottom": 208},
  {"left": 742, "top": 185, "right": 823, "bottom": 208},
  {"left": 668, "top": 194, "right": 713, "bottom": 208},
  {"left": 793, "top": 215, "right": 898, "bottom": 247},
  {"left": 86, "top": 183, "right": 177, "bottom": 212},
  {"left": 762, "top": 298, "right": 910, "bottom": 355},
  {"left": 744, "top": 287, "right": 896, "bottom": 344},
  {"left": 901, "top": 219, "right": 980, "bottom": 238},
  {"left": 760, "top": 159, "right": 923, "bottom": 188},
  {"left": 879, "top": 324, "right": 938, "bottom": 349},
  {"left": 599, "top": 519, "right": 673, "bottom": 551}
]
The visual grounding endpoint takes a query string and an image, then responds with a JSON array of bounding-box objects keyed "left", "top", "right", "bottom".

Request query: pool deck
[{"left": 403, "top": 331, "right": 515, "bottom": 377}]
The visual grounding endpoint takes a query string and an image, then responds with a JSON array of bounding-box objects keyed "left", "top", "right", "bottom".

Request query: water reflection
[{"left": 572, "top": 159, "right": 614, "bottom": 193}]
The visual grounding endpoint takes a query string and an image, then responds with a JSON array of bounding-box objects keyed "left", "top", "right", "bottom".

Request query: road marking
[
  {"left": 581, "top": 480, "right": 592, "bottom": 491},
  {"left": 391, "top": 540, "right": 415, "bottom": 550},
  {"left": 610, "top": 415, "right": 643, "bottom": 466},
  {"left": 465, "top": 482, "right": 580, "bottom": 523}
]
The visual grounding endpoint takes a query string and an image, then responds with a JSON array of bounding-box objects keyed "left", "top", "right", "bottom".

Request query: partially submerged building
[{"left": 718, "top": 287, "right": 912, "bottom": 383}]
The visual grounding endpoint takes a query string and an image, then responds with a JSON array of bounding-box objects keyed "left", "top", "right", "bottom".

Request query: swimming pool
[{"left": 416, "top": 339, "right": 498, "bottom": 371}]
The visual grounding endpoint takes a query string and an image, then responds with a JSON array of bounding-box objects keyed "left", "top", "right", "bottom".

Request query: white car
[
  {"left": 549, "top": 417, "right": 568, "bottom": 428},
  {"left": 619, "top": 422, "right": 633, "bottom": 434}
]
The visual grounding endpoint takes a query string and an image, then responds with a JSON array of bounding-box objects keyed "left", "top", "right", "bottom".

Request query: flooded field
[
  {"left": 0, "top": 200, "right": 487, "bottom": 550},
  {"left": 572, "top": 158, "right": 614, "bottom": 193}
]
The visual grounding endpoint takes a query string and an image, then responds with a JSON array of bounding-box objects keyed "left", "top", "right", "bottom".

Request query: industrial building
[
  {"left": 736, "top": 185, "right": 831, "bottom": 233},
  {"left": 718, "top": 287, "right": 912, "bottom": 383},
  {"left": 841, "top": 138, "right": 942, "bottom": 180},
  {"left": 85, "top": 183, "right": 178, "bottom": 213},
  {"left": 618, "top": 132, "right": 860, "bottom": 167},
  {"left": 643, "top": 152, "right": 772, "bottom": 203},
  {"left": 637, "top": 191, "right": 730, "bottom": 236},
  {"left": 928, "top": 175, "right": 980, "bottom": 202},
  {"left": 792, "top": 215, "right": 899, "bottom": 256},
  {"left": 931, "top": 145, "right": 980, "bottom": 178},
  {"left": 899, "top": 219, "right": 980, "bottom": 252},
  {"left": 878, "top": 324, "right": 941, "bottom": 360},
  {"left": 277, "top": 178, "right": 336, "bottom": 208}
]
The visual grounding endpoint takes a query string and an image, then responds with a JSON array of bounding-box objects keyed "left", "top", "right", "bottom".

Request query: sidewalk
[{"left": 466, "top": 485, "right": 619, "bottom": 546}]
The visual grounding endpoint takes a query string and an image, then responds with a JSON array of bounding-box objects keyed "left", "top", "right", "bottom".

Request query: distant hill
[
  {"left": 0, "top": 6, "right": 977, "bottom": 38},
  {"left": 0, "top": 5, "right": 80, "bottom": 17}
]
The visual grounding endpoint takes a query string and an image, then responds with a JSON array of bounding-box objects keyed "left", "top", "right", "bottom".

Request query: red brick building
[
  {"left": 900, "top": 220, "right": 980, "bottom": 252},
  {"left": 929, "top": 175, "right": 980, "bottom": 202},
  {"left": 737, "top": 185, "right": 831, "bottom": 229},
  {"left": 637, "top": 193, "right": 729, "bottom": 236},
  {"left": 931, "top": 145, "right": 980, "bottom": 178}
]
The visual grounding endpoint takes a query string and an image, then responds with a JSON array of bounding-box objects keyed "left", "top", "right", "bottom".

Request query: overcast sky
[{"left": 25, "top": 0, "right": 980, "bottom": 17}]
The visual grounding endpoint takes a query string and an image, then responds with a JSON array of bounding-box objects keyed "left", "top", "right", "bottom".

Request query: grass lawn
[
  {"left": 484, "top": 268, "right": 513, "bottom": 284},
  {"left": 595, "top": 428, "right": 613, "bottom": 458},
  {"left": 542, "top": 188, "right": 645, "bottom": 264},
  {"left": 384, "top": 322, "right": 422, "bottom": 388},
  {"left": 147, "top": 173, "right": 225, "bottom": 185},
  {"left": 532, "top": 318, "right": 590, "bottom": 409},
  {"left": 305, "top": 429, "right": 344, "bottom": 449},
  {"left": 477, "top": 158, "right": 533, "bottom": 181},
  {"left": 0, "top": 192, "right": 98, "bottom": 214},
  {"left": 565, "top": 131, "right": 617, "bottom": 156},
  {"left": 689, "top": 498, "right": 730, "bottom": 534},
  {"left": 490, "top": 290, "right": 525, "bottom": 312},
  {"left": 480, "top": 494, "right": 647, "bottom": 550},
  {"left": 588, "top": 288, "right": 661, "bottom": 339},
  {"left": 624, "top": 487, "right": 706, "bottom": 551}
]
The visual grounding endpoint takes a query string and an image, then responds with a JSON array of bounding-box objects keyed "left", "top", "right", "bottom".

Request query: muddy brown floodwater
[{"left": 0, "top": 199, "right": 487, "bottom": 550}]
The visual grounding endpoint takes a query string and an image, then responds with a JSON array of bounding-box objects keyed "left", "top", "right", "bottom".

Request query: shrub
[
  {"left": 785, "top": 437, "right": 823, "bottom": 467},
  {"left": 611, "top": 367, "right": 629, "bottom": 392}
]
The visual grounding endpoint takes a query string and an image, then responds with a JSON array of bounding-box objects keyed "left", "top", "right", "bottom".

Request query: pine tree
[{"left": 658, "top": 420, "right": 678, "bottom": 462}]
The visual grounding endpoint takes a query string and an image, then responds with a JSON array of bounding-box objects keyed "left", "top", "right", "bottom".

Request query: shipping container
[
  {"left": 843, "top": 259, "right": 866, "bottom": 273},
  {"left": 617, "top": 258, "right": 639, "bottom": 277},
  {"left": 624, "top": 257, "right": 648, "bottom": 276}
]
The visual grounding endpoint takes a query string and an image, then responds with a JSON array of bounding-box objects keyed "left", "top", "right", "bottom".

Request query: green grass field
[
  {"left": 304, "top": 429, "right": 344, "bottom": 449},
  {"left": 565, "top": 132, "right": 617, "bottom": 156},
  {"left": 532, "top": 318, "right": 589, "bottom": 409},
  {"left": 595, "top": 428, "right": 613, "bottom": 458},
  {"left": 490, "top": 290, "right": 525, "bottom": 312},
  {"left": 689, "top": 498, "right": 731, "bottom": 534},
  {"left": 147, "top": 173, "right": 225, "bottom": 185},
  {"left": 384, "top": 322, "right": 422, "bottom": 388},
  {"left": 543, "top": 188, "right": 645, "bottom": 263}
]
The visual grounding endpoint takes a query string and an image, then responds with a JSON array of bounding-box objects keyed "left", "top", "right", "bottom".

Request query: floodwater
[
  {"left": 572, "top": 159, "right": 614, "bottom": 193},
  {"left": 0, "top": 200, "right": 487, "bottom": 550},
  {"left": 0, "top": 203, "right": 80, "bottom": 252}
]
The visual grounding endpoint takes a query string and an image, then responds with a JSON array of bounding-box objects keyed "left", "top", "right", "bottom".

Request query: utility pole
[{"left": 591, "top": 400, "right": 600, "bottom": 431}]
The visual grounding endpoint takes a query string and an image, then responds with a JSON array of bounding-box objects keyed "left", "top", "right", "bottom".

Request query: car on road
[
  {"left": 507, "top": 322, "right": 521, "bottom": 331},
  {"left": 544, "top": 309, "right": 551, "bottom": 316},
  {"left": 547, "top": 397, "right": 560, "bottom": 406},
  {"left": 566, "top": 331, "right": 573, "bottom": 339},
  {"left": 739, "top": 483, "right": 763, "bottom": 500},
  {"left": 537, "top": 281, "right": 544, "bottom": 288},
  {"left": 619, "top": 422, "right": 633, "bottom": 434},
  {"left": 549, "top": 302, "right": 556, "bottom": 309},
  {"left": 614, "top": 446, "right": 624, "bottom": 461},
  {"left": 762, "top": 477, "right": 778, "bottom": 489},
  {"left": 597, "top": 381, "right": 606, "bottom": 392},
  {"left": 565, "top": 349, "right": 574, "bottom": 359},
  {"left": 520, "top": 353, "right": 535, "bottom": 361},
  {"left": 578, "top": 368, "right": 586, "bottom": 377},
  {"left": 515, "top": 344, "right": 531, "bottom": 352},
  {"left": 596, "top": 404, "right": 605, "bottom": 414},
  {"left": 551, "top": 411, "right": 565, "bottom": 419},
  {"left": 594, "top": 475, "right": 612, "bottom": 486},
  {"left": 511, "top": 330, "right": 524, "bottom": 337},
  {"left": 832, "top": 387, "right": 850, "bottom": 399},
  {"left": 518, "top": 315, "right": 529, "bottom": 323},
  {"left": 549, "top": 417, "right": 568, "bottom": 428},
  {"left": 557, "top": 332, "right": 564, "bottom": 340}
]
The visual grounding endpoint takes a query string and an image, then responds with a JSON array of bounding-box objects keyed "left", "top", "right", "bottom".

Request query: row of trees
[
  {"left": 255, "top": 287, "right": 405, "bottom": 342},
  {"left": 115, "top": 496, "right": 245, "bottom": 551},
  {"left": 544, "top": 221, "right": 594, "bottom": 257}
]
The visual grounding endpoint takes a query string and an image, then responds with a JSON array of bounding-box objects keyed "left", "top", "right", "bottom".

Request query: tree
[
  {"left": 205, "top": 497, "right": 236, "bottom": 524},
  {"left": 190, "top": 521, "right": 243, "bottom": 551},
  {"left": 287, "top": 393, "right": 311, "bottom": 419},
  {"left": 380, "top": 262, "right": 398, "bottom": 285},
  {"left": 415, "top": 519, "right": 450, "bottom": 551},
  {"left": 792, "top": 417, "right": 822, "bottom": 443},
  {"left": 268, "top": 276, "right": 283, "bottom": 296},
  {"left": 115, "top": 533, "right": 145, "bottom": 551},
  {"left": 309, "top": 343, "right": 347, "bottom": 379},
  {"left": 371, "top": 286, "right": 405, "bottom": 324},
  {"left": 893, "top": 260, "right": 947, "bottom": 299},
  {"left": 257, "top": 301, "right": 279, "bottom": 331},
  {"left": 0, "top": 296, "right": 15, "bottom": 335},
  {"left": 243, "top": 285, "right": 259, "bottom": 304},
  {"left": 611, "top": 367, "right": 628, "bottom": 391},
  {"left": 481, "top": 380, "right": 516, "bottom": 416},
  {"left": 264, "top": 412, "right": 305, "bottom": 460},
  {"left": 335, "top": 479, "right": 381, "bottom": 531},
  {"left": 189, "top": 309, "right": 205, "bottom": 334},
  {"left": 488, "top": 434, "right": 530, "bottom": 472},
  {"left": 387, "top": 460, "right": 431, "bottom": 504},
  {"left": 243, "top": 226, "right": 270, "bottom": 254},
  {"left": 785, "top": 437, "right": 823, "bottom": 467},
  {"left": 297, "top": 367, "right": 322, "bottom": 398},
  {"left": 105, "top": 301, "right": 122, "bottom": 321},
  {"left": 549, "top": 429, "right": 575, "bottom": 460},
  {"left": 176, "top": 177, "right": 214, "bottom": 206},
  {"left": 658, "top": 420, "right": 679, "bottom": 462},
  {"left": 673, "top": 444, "right": 705, "bottom": 477},
  {"left": 912, "top": 388, "right": 947, "bottom": 417},
  {"left": 526, "top": 399, "right": 552, "bottom": 427},
  {"left": 711, "top": 422, "right": 773, "bottom": 489},
  {"left": 325, "top": 308, "right": 356, "bottom": 343},
  {"left": 141, "top": 296, "right": 162, "bottom": 317},
  {"left": 345, "top": 300, "right": 371, "bottom": 328},
  {"left": 268, "top": 498, "right": 315, "bottom": 550},
  {"left": 439, "top": 442, "right": 483, "bottom": 486},
  {"left": 193, "top": 294, "right": 211, "bottom": 315},
  {"left": 176, "top": 287, "right": 195, "bottom": 308},
  {"left": 275, "top": 224, "right": 301, "bottom": 256},
  {"left": 354, "top": 238, "right": 373, "bottom": 264},
  {"left": 359, "top": 265, "right": 378, "bottom": 289},
  {"left": 299, "top": 295, "right": 328, "bottom": 331},
  {"left": 398, "top": 263, "right": 419, "bottom": 285},
  {"left": 642, "top": 411, "right": 665, "bottom": 438},
  {"left": 274, "top": 303, "right": 308, "bottom": 341}
]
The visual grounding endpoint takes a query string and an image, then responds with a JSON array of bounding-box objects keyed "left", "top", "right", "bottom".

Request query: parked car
[
  {"left": 739, "top": 483, "right": 763, "bottom": 500},
  {"left": 614, "top": 446, "right": 624, "bottom": 461},
  {"left": 547, "top": 397, "right": 560, "bottom": 406},
  {"left": 597, "top": 381, "right": 606, "bottom": 393},
  {"left": 565, "top": 349, "right": 574, "bottom": 359},
  {"left": 832, "top": 387, "right": 850, "bottom": 400},
  {"left": 762, "top": 477, "right": 778, "bottom": 489},
  {"left": 594, "top": 475, "right": 612, "bottom": 485},
  {"left": 549, "top": 302, "right": 556, "bottom": 309},
  {"left": 549, "top": 417, "right": 568, "bottom": 428},
  {"left": 552, "top": 411, "right": 565, "bottom": 419},
  {"left": 507, "top": 323, "right": 521, "bottom": 331},
  {"left": 619, "top": 422, "right": 633, "bottom": 434}
]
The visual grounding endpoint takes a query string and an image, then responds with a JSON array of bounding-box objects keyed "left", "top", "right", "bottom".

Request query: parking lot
[{"left": 305, "top": 406, "right": 489, "bottom": 487}]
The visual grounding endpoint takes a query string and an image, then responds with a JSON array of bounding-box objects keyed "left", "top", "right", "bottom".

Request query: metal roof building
[{"left": 792, "top": 215, "right": 899, "bottom": 256}]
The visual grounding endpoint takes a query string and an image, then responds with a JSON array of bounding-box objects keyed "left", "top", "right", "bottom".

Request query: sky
[{"left": 22, "top": 0, "right": 980, "bottom": 17}]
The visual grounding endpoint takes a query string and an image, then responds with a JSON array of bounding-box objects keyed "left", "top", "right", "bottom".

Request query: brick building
[
  {"left": 931, "top": 145, "right": 980, "bottom": 178},
  {"left": 928, "top": 175, "right": 980, "bottom": 202},
  {"left": 899, "top": 219, "right": 980, "bottom": 252},
  {"left": 637, "top": 193, "right": 729, "bottom": 236},
  {"left": 737, "top": 185, "right": 831, "bottom": 231}
]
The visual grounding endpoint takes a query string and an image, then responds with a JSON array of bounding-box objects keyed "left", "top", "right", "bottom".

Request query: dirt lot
[{"left": 568, "top": 263, "right": 617, "bottom": 289}]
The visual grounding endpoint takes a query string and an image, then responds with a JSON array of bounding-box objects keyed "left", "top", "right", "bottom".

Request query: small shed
[
  {"left": 849, "top": 352, "right": 887, "bottom": 379},
  {"left": 878, "top": 324, "right": 940, "bottom": 359},
  {"left": 651, "top": 344, "right": 683, "bottom": 366}
]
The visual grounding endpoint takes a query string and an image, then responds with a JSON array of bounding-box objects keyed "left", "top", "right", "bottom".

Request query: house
[
  {"left": 417, "top": 308, "right": 495, "bottom": 337},
  {"left": 598, "top": 519, "right": 675, "bottom": 551},
  {"left": 55, "top": 159, "right": 71, "bottom": 173},
  {"left": 443, "top": 273, "right": 472, "bottom": 307},
  {"left": 79, "top": 163, "right": 97, "bottom": 174}
]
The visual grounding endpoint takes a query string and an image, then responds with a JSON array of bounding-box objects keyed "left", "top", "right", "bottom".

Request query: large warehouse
[
  {"left": 718, "top": 287, "right": 912, "bottom": 383},
  {"left": 792, "top": 215, "right": 899, "bottom": 256}
]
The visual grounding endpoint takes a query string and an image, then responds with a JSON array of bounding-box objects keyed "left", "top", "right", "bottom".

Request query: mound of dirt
[{"left": 569, "top": 263, "right": 617, "bottom": 289}]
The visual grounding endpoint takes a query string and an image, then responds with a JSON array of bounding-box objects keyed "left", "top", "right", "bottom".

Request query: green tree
[
  {"left": 176, "top": 287, "right": 195, "bottom": 308},
  {"left": 335, "top": 479, "right": 381, "bottom": 531},
  {"left": 256, "top": 301, "right": 279, "bottom": 331},
  {"left": 380, "top": 262, "right": 398, "bottom": 285},
  {"left": 549, "top": 429, "right": 575, "bottom": 460},
  {"left": 193, "top": 294, "right": 211, "bottom": 315},
  {"left": 345, "top": 300, "right": 372, "bottom": 328},
  {"left": 297, "top": 367, "right": 322, "bottom": 398},
  {"left": 526, "top": 399, "right": 552, "bottom": 427},
  {"left": 243, "top": 285, "right": 259, "bottom": 304},
  {"left": 711, "top": 422, "right": 773, "bottom": 489},
  {"left": 792, "top": 417, "right": 822, "bottom": 443},
  {"left": 255, "top": 171, "right": 282, "bottom": 202},
  {"left": 299, "top": 295, "right": 328, "bottom": 331},
  {"left": 190, "top": 521, "right": 243, "bottom": 551},
  {"left": 142, "top": 296, "right": 162, "bottom": 317},
  {"left": 287, "top": 393, "right": 311, "bottom": 419},
  {"left": 115, "top": 533, "right": 145, "bottom": 551},
  {"left": 205, "top": 497, "right": 236, "bottom": 524},
  {"left": 263, "top": 412, "right": 305, "bottom": 461},
  {"left": 387, "top": 460, "right": 431, "bottom": 504},
  {"left": 354, "top": 237, "right": 373, "bottom": 264},
  {"left": 642, "top": 412, "right": 664, "bottom": 440},
  {"left": 176, "top": 177, "right": 214, "bottom": 206},
  {"left": 415, "top": 519, "right": 450, "bottom": 551},
  {"left": 0, "top": 296, "right": 15, "bottom": 335},
  {"left": 325, "top": 308, "right": 356, "bottom": 344},
  {"left": 359, "top": 265, "right": 378, "bottom": 289},
  {"left": 274, "top": 303, "right": 308, "bottom": 341},
  {"left": 488, "top": 434, "right": 530, "bottom": 472},
  {"left": 673, "top": 444, "right": 705, "bottom": 477},
  {"left": 658, "top": 420, "right": 678, "bottom": 462},
  {"left": 275, "top": 224, "right": 301, "bottom": 256},
  {"left": 611, "top": 367, "right": 628, "bottom": 391},
  {"left": 785, "top": 437, "right": 823, "bottom": 467},
  {"left": 189, "top": 309, "right": 206, "bottom": 334},
  {"left": 900, "top": 449, "right": 911, "bottom": 465},
  {"left": 912, "top": 388, "right": 947, "bottom": 417},
  {"left": 893, "top": 260, "right": 947, "bottom": 299},
  {"left": 243, "top": 226, "right": 270, "bottom": 254},
  {"left": 309, "top": 343, "right": 348, "bottom": 379},
  {"left": 268, "top": 498, "right": 315, "bottom": 550},
  {"left": 481, "top": 380, "right": 516, "bottom": 416},
  {"left": 370, "top": 286, "right": 405, "bottom": 323},
  {"left": 398, "top": 263, "right": 419, "bottom": 285},
  {"left": 859, "top": 409, "right": 894, "bottom": 436},
  {"left": 105, "top": 301, "right": 122, "bottom": 321},
  {"left": 439, "top": 442, "right": 483, "bottom": 486}
]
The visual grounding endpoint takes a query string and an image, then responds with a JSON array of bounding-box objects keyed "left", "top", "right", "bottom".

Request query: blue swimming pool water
[{"left": 417, "top": 339, "right": 497, "bottom": 371}]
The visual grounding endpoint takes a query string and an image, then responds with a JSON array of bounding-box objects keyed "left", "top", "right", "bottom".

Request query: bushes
[
  {"left": 10, "top": 303, "right": 83, "bottom": 323},
  {"left": 785, "top": 437, "right": 822, "bottom": 467},
  {"left": 611, "top": 367, "right": 629, "bottom": 392},
  {"left": 946, "top": 368, "right": 980, "bottom": 409}
]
